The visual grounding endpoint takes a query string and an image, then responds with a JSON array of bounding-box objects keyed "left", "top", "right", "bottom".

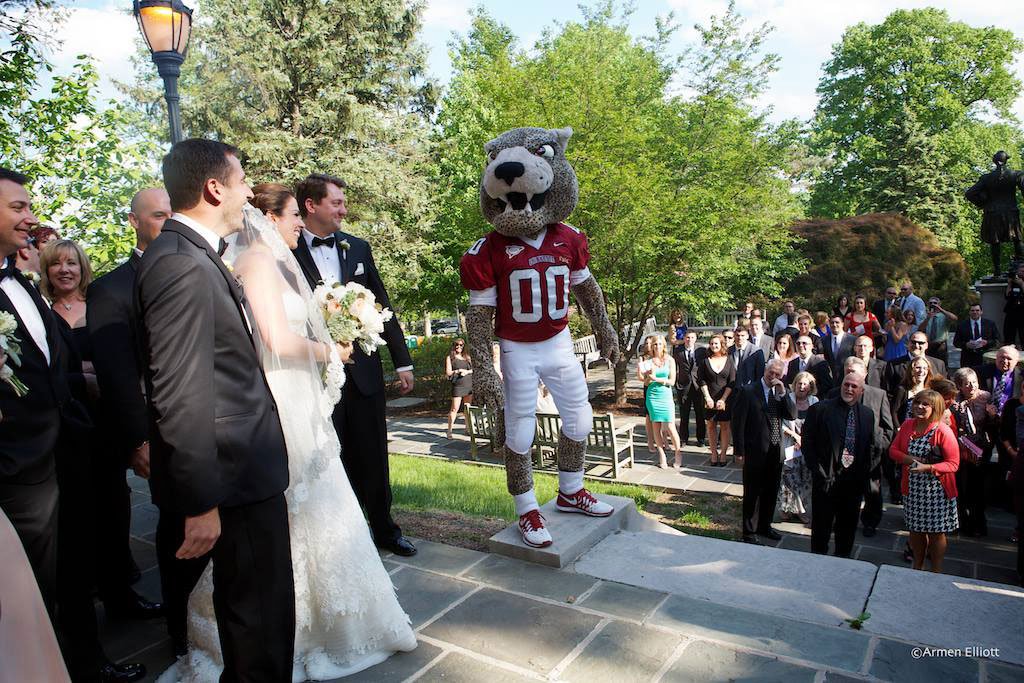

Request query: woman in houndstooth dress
[{"left": 889, "top": 390, "right": 961, "bottom": 573}]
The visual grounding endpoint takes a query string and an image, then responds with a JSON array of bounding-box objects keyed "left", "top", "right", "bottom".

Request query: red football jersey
[{"left": 460, "top": 223, "right": 590, "bottom": 342}]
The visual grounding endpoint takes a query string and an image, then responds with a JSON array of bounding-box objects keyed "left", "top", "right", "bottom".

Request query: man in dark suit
[
  {"left": 86, "top": 188, "right": 168, "bottom": 625},
  {"left": 292, "top": 173, "right": 417, "bottom": 557},
  {"left": 0, "top": 168, "right": 67, "bottom": 614},
  {"left": 851, "top": 335, "right": 888, "bottom": 391},
  {"left": 802, "top": 372, "right": 875, "bottom": 557},
  {"left": 872, "top": 285, "right": 898, "bottom": 322},
  {"left": 730, "top": 327, "right": 765, "bottom": 387},
  {"left": 135, "top": 140, "right": 295, "bottom": 679},
  {"left": 826, "top": 357, "right": 896, "bottom": 536},
  {"left": 675, "top": 330, "right": 706, "bottom": 445},
  {"left": 787, "top": 335, "right": 832, "bottom": 393},
  {"left": 823, "top": 314, "right": 855, "bottom": 380},
  {"left": 732, "top": 358, "right": 796, "bottom": 544},
  {"left": 953, "top": 303, "right": 999, "bottom": 370}
]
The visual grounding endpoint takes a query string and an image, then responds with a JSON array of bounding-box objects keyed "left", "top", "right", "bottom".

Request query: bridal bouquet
[
  {"left": 312, "top": 281, "right": 394, "bottom": 355},
  {"left": 0, "top": 311, "right": 28, "bottom": 396}
]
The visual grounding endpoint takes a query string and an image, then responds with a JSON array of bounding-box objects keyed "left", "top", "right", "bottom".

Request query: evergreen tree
[{"left": 126, "top": 0, "right": 438, "bottom": 312}]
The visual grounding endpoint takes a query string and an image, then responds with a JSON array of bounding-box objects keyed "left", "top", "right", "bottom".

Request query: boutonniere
[
  {"left": 22, "top": 271, "right": 40, "bottom": 284},
  {"left": 338, "top": 239, "right": 351, "bottom": 251},
  {"left": 222, "top": 259, "right": 243, "bottom": 287}
]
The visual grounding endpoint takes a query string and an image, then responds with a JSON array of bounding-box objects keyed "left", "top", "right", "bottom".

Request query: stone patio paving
[{"left": 120, "top": 470, "right": 1021, "bottom": 682}]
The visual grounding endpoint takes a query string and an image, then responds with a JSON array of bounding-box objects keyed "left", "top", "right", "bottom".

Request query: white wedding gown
[{"left": 159, "top": 286, "right": 417, "bottom": 683}]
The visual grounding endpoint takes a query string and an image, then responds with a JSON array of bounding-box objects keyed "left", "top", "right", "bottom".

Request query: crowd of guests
[
  {"left": 657, "top": 289, "right": 1024, "bottom": 585},
  {"left": 0, "top": 163, "right": 418, "bottom": 680}
]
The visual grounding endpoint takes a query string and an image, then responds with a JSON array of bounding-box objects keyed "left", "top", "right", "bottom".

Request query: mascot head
[{"left": 480, "top": 126, "right": 579, "bottom": 237}]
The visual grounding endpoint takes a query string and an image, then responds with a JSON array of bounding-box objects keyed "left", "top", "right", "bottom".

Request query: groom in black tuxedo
[
  {"left": 292, "top": 173, "right": 418, "bottom": 556},
  {"left": 135, "top": 140, "right": 295, "bottom": 679}
]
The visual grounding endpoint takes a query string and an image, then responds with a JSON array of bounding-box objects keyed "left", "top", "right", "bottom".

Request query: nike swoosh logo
[{"left": 554, "top": 242, "right": 565, "bottom": 247}]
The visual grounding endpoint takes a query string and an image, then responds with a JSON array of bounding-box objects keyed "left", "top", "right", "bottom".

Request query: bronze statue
[{"left": 966, "top": 150, "right": 1024, "bottom": 277}]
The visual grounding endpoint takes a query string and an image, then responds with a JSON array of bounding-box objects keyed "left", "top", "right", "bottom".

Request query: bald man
[
  {"left": 803, "top": 372, "right": 874, "bottom": 557},
  {"left": 86, "top": 189, "right": 169, "bottom": 625}
]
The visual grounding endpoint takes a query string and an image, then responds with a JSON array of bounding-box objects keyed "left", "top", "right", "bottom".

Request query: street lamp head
[{"left": 133, "top": 0, "right": 193, "bottom": 57}]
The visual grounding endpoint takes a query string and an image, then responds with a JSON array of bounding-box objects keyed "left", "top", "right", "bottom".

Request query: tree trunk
[
  {"left": 614, "top": 357, "right": 630, "bottom": 407},
  {"left": 424, "top": 312, "right": 431, "bottom": 337}
]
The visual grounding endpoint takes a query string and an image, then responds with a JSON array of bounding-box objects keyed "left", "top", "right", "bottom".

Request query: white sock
[
  {"left": 513, "top": 490, "right": 539, "bottom": 517},
  {"left": 559, "top": 470, "right": 584, "bottom": 496}
]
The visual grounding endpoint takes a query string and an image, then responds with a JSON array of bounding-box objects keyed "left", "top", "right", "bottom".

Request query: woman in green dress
[{"left": 641, "top": 335, "right": 682, "bottom": 468}]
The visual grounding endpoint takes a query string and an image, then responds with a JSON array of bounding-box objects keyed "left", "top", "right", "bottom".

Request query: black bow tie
[
  {"left": 217, "top": 239, "right": 227, "bottom": 257},
  {"left": 311, "top": 236, "right": 336, "bottom": 249},
  {"left": 0, "top": 258, "right": 16, "bottom": 280}
]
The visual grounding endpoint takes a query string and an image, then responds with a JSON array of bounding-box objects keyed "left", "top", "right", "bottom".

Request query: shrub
[
  {"left": 786, "top": 213, "right": 971, "bottom": 314},
  {"left": 382, "top": 335, "right": 463, "bottom": 407}
]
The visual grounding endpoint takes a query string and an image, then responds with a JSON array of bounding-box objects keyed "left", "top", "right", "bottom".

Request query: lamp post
[{"left": 133, "top": 0, "right": 193, "bottom": 144}]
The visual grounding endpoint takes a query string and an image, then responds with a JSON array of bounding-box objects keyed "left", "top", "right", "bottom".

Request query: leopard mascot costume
[{"left": 460, "top": 126, "right": 620, "bottom": 547}]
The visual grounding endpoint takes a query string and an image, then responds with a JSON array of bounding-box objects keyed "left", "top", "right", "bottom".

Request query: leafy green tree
[
  {"left": 431, "top": 2, "right": 803, "bottom": 402},
  {"left": 125, "top": 0, "right": 439, "bottom": 313},
  {"left": 1, "top": 7, "right": 161, "bottom": 273},
  {"left": 809, "top": 8, "right": 1024, "bottom": 274}
]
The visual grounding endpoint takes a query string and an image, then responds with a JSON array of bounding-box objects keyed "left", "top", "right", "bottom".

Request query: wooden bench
[
  {"left": 533, "top": 412, "right": 635, "bottom": 479},
  {"left": 463, "top": 404, "right": 497, "bottom": 459},
  {"left": 572, "top": 334, "right": 600, "bottom": 375}
]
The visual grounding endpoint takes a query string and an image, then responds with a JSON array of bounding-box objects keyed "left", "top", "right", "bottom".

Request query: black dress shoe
[
  {"left": 99, "top": 661, "right": 146, "bottom": 683},
  {"left": 758, "top": 528, "right": 783, "bottom": 541},
  {"left": 104, "top": 591, "right": 164, "bottom": 620},
  {"left": 742, "top": 535, "right": 763, "bottom": 545},
  {"left": 381, "top": 537, "right": 418, "bottom": 557},
  {"left": 862, "top": 526, "right": 877, "bottom": 538}
]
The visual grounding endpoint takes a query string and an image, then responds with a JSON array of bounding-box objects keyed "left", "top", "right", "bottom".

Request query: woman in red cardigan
[{"left": 889, "top": 389, "right": 961, "bottom": 572}]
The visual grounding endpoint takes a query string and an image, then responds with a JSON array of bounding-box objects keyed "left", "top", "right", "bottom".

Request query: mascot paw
[
  {"left": 596, "top": 328, "right": 620, "bottom": 366},
  {"left": 473, "top": 369, "right": 505, "bottom": 414}
]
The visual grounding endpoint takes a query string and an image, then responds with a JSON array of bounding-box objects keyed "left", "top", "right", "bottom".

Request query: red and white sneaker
[
  {"left": 556, "top": 488, "right": 614, "bottom": 517},
  {"left": 518, "top": 509, "right": 553, "bottom": 548}
]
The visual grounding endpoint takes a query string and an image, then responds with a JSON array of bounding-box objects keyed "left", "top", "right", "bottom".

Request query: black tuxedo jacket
[
  {"left": 87, "top": 251, "right": 148, "bottom": 458},
  {"left": 953, "top": 318, "right": 999, "bottom": 369},
  {"left": 0, "top": 266, "right": 73, "bottom": 483},
  {"left": 785, "top": 354, "right": 833, "bottom": 394},
  {"left": 674, "top": 345, "right": 705, "bottom": 392},
  {"left": 823, "top": 333, "right": 855, "bottom": 378},
  {"left": 730, "top": 345, "right": 765, "bottom": 387},
  {"left": 802, "top": 398, "right": 875, "bottom": 492},
  {"left": 731, "top": 381, "right": 796, "bottom": 464},
  {"left": 134, "top": 220, "right": 288, "bottom": 516},
  {"left": 872, "top": 299, "right": 897, "bottom": 322},
  {"left": 292, "top": 233, "right": 412, "bottom": 396}
]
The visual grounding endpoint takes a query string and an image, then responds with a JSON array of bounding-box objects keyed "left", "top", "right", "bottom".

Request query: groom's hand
[
  {"left": 397, "top": 369, "right": 414, "bottom": 395},
  {"left": 177, "top": 507, "right": 221, "bottom": 559}
]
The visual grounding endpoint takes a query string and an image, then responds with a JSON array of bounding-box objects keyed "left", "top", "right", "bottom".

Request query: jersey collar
[{"left": 516, "top": 228, "right": 547, "bottom": 251}]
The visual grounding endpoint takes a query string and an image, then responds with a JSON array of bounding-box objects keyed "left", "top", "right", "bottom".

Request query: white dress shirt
[
  {"left": 302, "top": 228, "right": 342, "bottom": 285},
  {"left": 1, "top": 257, "right": 50, "bottom": 364}
]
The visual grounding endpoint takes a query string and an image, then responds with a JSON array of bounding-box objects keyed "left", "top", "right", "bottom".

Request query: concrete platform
[
  {"left": 864, "top": 565, "right": 1024, "bottom": 667},
  {"left": 487, "top": 493, "right": 680, "bottom": 568},
  {"left": 574, "top": 530, "right": 878, "bottom": 627}
]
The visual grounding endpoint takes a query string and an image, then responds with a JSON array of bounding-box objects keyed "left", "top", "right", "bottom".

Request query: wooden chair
[
  {"left": 587, "top": 413, "right": 635, "bottom": 478},
  {"left": 463, "top": 404, "right": 497, "bottom": 460},
  {"left": 533, "top": 412, "right": 562, "bottom": 469}
]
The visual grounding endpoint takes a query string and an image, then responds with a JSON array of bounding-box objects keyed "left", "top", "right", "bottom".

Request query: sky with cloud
[{"left": 49, "top": 1, "right": 1024, "bottom": 123}]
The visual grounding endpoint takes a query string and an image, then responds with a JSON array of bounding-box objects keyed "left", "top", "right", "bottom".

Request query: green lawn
[{"left": 389, "top": 453, "right": 653, "bottom": 522}]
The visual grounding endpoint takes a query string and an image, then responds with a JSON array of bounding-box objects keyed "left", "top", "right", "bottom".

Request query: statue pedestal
[{"left": 974, "top": 278, "right": 1007, "bottom": 339}]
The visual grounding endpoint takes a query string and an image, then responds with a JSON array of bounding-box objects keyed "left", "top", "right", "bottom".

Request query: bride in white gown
[{"left": 159, "top": 186, "right": 417, "bottom": 683}]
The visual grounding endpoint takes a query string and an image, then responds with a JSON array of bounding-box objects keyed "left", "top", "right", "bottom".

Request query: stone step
[
  {"left": 488, "top": 493, "right": 638, "bottom": 568},
  {"left": 573, "top": 530, "right": 879, "bottom": 627},
  {"left": 864, "top": 565, "right": 1024, "bottom": 667}
]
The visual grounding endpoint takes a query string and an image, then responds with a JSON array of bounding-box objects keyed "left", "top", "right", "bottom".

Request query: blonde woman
[
  {"left": 636, "top": 335, "right": 657, "bottom": 453},
  {"left": 779, "top": 371, "right": 817, "bottom": 524},
  {"left": 639, "top": 335, "right": 682, "bottom": 468},
  {"left": 445, "top": 338, "right": 473, "bottom": 438}
]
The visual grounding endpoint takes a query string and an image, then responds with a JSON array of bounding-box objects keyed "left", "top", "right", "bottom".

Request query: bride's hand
[{"left": 336, "top": 341, "right": 354, "bottom": 364}]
